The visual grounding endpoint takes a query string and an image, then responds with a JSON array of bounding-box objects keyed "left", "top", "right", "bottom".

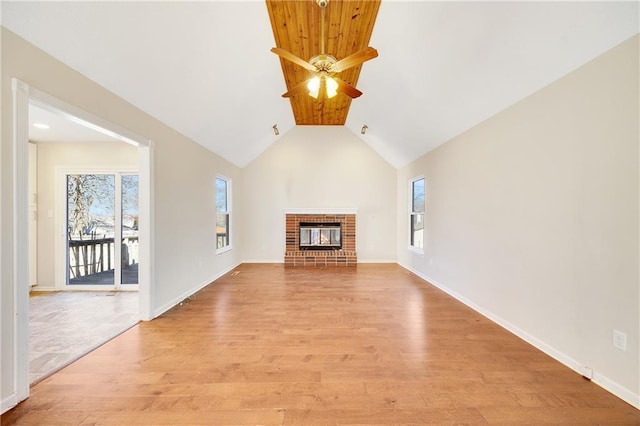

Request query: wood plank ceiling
[{"left": 266, "top": 0, "right": 381, "bottom": 125}]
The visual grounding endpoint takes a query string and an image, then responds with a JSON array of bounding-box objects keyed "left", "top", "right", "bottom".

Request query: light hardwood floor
[{"left": 4, "top": 264, "right": 639, "bottom": 425}]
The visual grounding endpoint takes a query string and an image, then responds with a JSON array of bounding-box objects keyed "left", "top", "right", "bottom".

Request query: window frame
[
  {"left": 409, "top": 175, "right": 425, "bottom": 254},
  {"left": 215, "top": 175, "right": 232, "bottom": 254}
]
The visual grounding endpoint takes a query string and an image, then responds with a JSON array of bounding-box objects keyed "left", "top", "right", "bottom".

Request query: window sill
[
  {"left": 408, "top": 245, "right": 424, "bottom": 255},
  {"left": 217, "top": 246, "right": 232, "bottom": 255}
]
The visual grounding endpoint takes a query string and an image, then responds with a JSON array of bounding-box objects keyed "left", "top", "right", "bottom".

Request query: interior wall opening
[
  {"left": 28, "top": 104, "right": 140, "bottom": 384},
  {"left": 12, "top": 79, "right": 154, "bottom": 404}
]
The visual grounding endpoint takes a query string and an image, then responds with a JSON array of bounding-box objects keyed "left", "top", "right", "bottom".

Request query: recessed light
[{"left": 33, "top": 123, "right": 50, "bottom": 129}]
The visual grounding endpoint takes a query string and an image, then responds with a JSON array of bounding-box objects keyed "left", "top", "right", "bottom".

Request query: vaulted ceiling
[{"left": 2, "top": 1, "right": 638, "bottom": 168}]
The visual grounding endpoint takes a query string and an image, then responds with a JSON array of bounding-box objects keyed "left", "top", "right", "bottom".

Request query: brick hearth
[{"left": 285, "top": 213, "right": 356, "bottom": 267}]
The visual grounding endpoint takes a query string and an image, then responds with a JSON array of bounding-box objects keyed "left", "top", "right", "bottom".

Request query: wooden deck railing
[{"left": 68, "top": 236, "right": 139, "bottom": 279}]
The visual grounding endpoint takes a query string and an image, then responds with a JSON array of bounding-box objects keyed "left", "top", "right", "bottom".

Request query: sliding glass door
[
  {"left": 66, "top": 172, "right": 138, "bottom": 288},
  {"left": 120, "top": 174, "right": 139, "bottom": 285}
]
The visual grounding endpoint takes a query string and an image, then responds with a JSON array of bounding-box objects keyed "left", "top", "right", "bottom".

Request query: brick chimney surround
[{"left": 284, "top": 208, "right": 357, "bottom": 267}]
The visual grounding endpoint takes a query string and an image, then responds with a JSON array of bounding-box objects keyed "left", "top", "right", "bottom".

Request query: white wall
[
  {"left": 34, "top": 142, "right": 138, "bottom": 288},
  {"left": 1, "top": 27, "right": 243, "bottom": 410},
  {"left": 242, "top": 126, "right": 397, "bottom": 262},
  {"left": 151, "top": 126, "right": 242, "bottom": 315},
  {"left": 398, "top": 35, "right": 639, "bottom": 406}
]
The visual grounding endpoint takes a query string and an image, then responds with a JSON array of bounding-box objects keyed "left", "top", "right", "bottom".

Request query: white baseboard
[
  {"left": 398, "top": 262, "right": 640, "bottom": 410},
  {"left": 357, "top": 258, "right": 397, "bottom": 263},
  {"left": 592, "top": 372, "right": 640, "bottom": 409},
  {"left": 242, "top": 259, "right": 281, "bottom": 264},
  {"left": 151, "top": 262, "right": 241, "bottom": 318},
  {"left": 1, "top": 393, "right": 18, "bottom": 415}
]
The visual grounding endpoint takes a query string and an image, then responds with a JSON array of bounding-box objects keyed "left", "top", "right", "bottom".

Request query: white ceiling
[
  {"left": 29, "top": 104, "right": 121, "bottom": 144},
  {"left": 2, "top": 1, "right": 638, "bottom": 168}
]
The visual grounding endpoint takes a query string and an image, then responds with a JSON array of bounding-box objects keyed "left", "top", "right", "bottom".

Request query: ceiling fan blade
[
  {"left": 282, "top": 79, "right": 311, "bottom": 98},
  {"left": 332, "top": 47, "right": 378, "bottom": 73},
  {"left": 271, "top": 47, "right": 316, "bottom": 72},
  {"left": 333, "top": 77, "right": 363, "bottom": 99}
]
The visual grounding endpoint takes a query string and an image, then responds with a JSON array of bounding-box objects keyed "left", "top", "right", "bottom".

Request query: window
[
  {"left": 410, "top": 177, "right": 425, "bottom": 251},
  {"left": 216, "top": 176, "right": 231, "bottom": 252}
]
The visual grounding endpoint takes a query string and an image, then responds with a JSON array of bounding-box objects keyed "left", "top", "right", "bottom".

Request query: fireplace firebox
[{"left": 299, "top": 222, "right": 341, "bottom": 250}]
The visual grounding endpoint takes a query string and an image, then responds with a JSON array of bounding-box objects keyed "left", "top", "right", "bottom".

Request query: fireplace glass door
[{"left": 299, "top": 223, "right": 341, "bottom": 250}]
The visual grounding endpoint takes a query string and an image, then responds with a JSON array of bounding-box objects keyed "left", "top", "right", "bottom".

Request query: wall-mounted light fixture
[
  {"left": 361, "top": 124, "right": 368, "bottom": 135},
  {"left": 273, "top": 124, "right": 279, "bottom": 136}
]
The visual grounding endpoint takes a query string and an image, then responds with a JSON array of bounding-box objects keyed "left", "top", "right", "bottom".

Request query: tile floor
[{"left": 29, "top": 291, "right": 139, "bottom": 384}]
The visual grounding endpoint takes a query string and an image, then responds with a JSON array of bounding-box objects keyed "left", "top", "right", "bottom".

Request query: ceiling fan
[{"left": 271, "top": 0, "right": 378, "bottom": 100}]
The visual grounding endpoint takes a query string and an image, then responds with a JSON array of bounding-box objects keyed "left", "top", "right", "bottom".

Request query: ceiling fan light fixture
[
  {"left": 269, "top": 0, "right": 377, "bottom": 104},
  {"left": 325, "top": 77, "right": 338, "bottom": 99},
  {"left": 307, "top": 76, "right": 321, "bottom": 99}
]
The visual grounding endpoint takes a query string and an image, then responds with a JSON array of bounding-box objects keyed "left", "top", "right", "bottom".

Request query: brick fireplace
[{"left": 285, "top": 210, "right": 357, "bottom": 267}]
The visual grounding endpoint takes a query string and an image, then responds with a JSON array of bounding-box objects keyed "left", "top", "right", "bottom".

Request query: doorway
[
  {"left": 13, "top": 79, "right": 154, "bottom": 403},
  {"left": 64, "top": 172, "right": 139, "bottom": 288},
  {"left": 28, "top": 110, "right": 141, "bottom": 384}
]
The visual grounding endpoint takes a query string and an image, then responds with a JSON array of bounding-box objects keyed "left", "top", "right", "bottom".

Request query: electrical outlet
[{"left": 613, "top": 330, "right": 627, "bottom": 351}]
